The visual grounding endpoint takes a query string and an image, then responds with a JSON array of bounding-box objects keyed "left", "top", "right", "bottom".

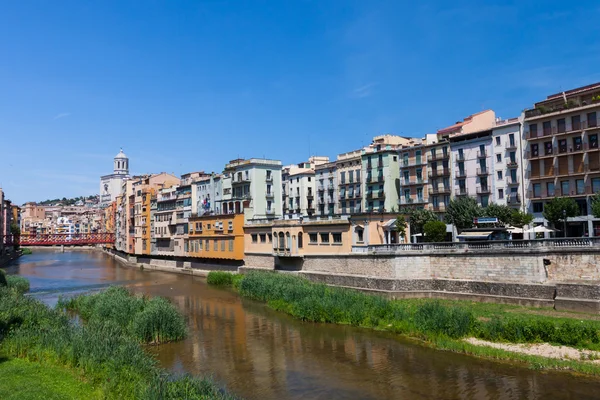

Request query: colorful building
[{"left": 187, "top": 213, "right": 245, "bottom": 261}]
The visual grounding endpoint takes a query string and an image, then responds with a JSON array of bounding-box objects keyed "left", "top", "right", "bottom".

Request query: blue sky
[{"left": 2, "top": 1, "right": 600, "bottom": 204}]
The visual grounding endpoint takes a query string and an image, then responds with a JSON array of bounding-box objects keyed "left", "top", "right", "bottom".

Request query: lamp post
[{"left": 562, "top": 209, "right": 567, "bottom": 238}]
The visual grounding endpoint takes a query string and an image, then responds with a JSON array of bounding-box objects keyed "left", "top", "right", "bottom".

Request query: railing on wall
[
  {"left": 2, "top": 233, "right": 115, "bottom": 246},
  {"left": 352, "top": 237, "right": 600, "bottom": 254}
]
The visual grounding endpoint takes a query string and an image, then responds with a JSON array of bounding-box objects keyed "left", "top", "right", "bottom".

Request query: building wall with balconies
[
  {"left": 398, "top": 145, "right": 430, "bottom": 209},
  {"left": 362, "top": 149, "right": 400, "bottom": 213},
  {"left": 187, "top": 213, "right": 245, "bottom": 260},
  {"left": 491, "top": 119, "right": 525, "bottom": 209},
  {"left": 315, "top": 162, "right": 338, "bottom": 216},
  {"left": 336, "top": 151, "right": 362, "bottom": 215},
  {"left": 524, "top": 83, "right": 600, "bottom": 236},
  {"left": 449, "top": 131, "right": 493, "bottom": 207},
  {"left": 285, "top": 170, "right": 316, "bottom": 217}
]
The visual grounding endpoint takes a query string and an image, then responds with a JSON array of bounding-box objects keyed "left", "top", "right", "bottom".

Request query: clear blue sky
[{"left": 2, "top": 1, "right": 600, "bottom": 204}]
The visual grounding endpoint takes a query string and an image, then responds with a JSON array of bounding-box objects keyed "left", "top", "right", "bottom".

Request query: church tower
[{"left": 113, "top": 148, "right": 129, "bottom": 175}]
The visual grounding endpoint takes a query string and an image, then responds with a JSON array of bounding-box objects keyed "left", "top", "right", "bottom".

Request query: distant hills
[{"left": 37, "top": 195, "right": 99, "bottom": 206}]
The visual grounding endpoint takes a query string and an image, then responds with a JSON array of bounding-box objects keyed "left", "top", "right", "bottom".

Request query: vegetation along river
[{"left": 6, "top": 249, "right": 600, "bottom": 400}]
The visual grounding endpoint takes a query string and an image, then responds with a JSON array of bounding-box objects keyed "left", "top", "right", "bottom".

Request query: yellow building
[{"left": 187, "top": 213, "right": 245, "bottom": 261}]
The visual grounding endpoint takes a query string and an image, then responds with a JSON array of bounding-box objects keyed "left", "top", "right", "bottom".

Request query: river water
[{"left": 6, "top": 250, "right": 600, "bottom": 399}]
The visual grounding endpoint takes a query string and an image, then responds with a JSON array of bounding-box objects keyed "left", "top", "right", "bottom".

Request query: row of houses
[
  {"left": 19, "top": 202, "right": 104, "bottom": 236},
  {"left": 0, "top": 188, "right": 20, "bottom": 256},
  {"left": 105, "top": 82, "right": 600, "bottom": 265}
]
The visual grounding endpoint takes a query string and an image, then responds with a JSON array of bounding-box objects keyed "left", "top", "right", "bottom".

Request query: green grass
[
  {"left": 0, "top": 285, "right": 237, "bottom": 399},
  {"left": 209, "top": 271, "right": 600, "bottom": 375},
  {"left": 207, "top": 271, "right": 243, "bottom": 288},
  {"left": 21, "top": 248, "right": 33, "bottom": 255},
  {"left": 0, "top": 357, "right": 102, "bottom": 400},
  {"left": 6, "top": 275, "right": 30, "bottom": 294},
  {"left": 58, "top": 286, "right": 186, "bottom": 344}
]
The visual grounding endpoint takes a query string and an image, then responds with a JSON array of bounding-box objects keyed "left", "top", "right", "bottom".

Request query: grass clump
[
  {"left": 207, "top": 271, "right": 235, "bottom": 286},
  {"left": 21, "top": 248, "right": 33, "bottom": 255},
  {"left": 6, "top": 275, "right": 30, "bottom": 295},
  {"left": 235, "top": 272, "right": 600, "bottom": 352},
  {"left": 0, "top": 283, "right": 236, "bottom": 399},
  {"left": 59, "top": 286, "right": 186, "bottom": 344}
]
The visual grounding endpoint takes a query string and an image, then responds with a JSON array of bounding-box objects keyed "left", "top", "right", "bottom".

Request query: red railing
[{"left": 4, "top": 233, "right": 115, "bottom": 246}]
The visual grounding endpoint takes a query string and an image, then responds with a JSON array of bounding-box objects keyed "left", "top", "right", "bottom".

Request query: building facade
[{"left": 100, "top": 149, "right": 130, "bottom": 207}]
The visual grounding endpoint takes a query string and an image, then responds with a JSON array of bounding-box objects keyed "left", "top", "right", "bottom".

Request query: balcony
[
  {"left": 306, "top": 193, "right": 314, "bottom": 199},
  {"left": 339, "top": 193, "right": 346, "bottom": 200},
  {"left": 398, "top": 197, "right": 427, "bottom": 205},
  {"left": 429, "top": 168, "right": 450, "bottom": 178},
  {"left": 366, "top": 192, "right": 374, "bottom": 199},
  {"left": 377, "top": 175, "right": 385, "bottom": 182},
  {"left": 477, "top": 151, "right": 487, "bottom": 159},
  {"left": 317, "top": 198, "right": 325, "bottom": 205},
  {"left": 506, "top": 177, "right": 519, "bottom": 186},
  {"left": 266, "top": 209, "right": 275, "bottom": 215},
  {"left": 526, "top": 148, "right": 557, "bottom": 159},
  {"left": 374, "top": 190, "right": 386, "bottom": 199},
  {"left": 476, "top": 186, "right": 491, "bottom": 194},
  {"left": 377, "top": 160, "right": 384, "bottom": 168},
  {"left": 507, "top": 194, "right": 521, "bottom": 204},
  {"left": 307, "top": 207, "right": 315, "bottom": 214},
  {"left": 429, "top": 186, "right": 451, "bottom": 195},
  {"left": 456, "top": 153, "right": 465, "bottom": 162},
  {"left": 432, "top": 205, "right": 446, "bottom": 212},
  {"left": 506, "top": 160, "right": 518, "bottom": 168},
  {"left": 506, "top": 142, "right": 518, "bottom": 151},
  {"left": 318, "top": 186, "right": 325, "bottom": 192},
  {"left": 476, "top": 168, "right": 489, "bottom": 176},
  {"left": 455, "top": 188, "right": 469, "bottom": 196},
  {"left": 265, "top": 192, "right": 274, "bottom": 198},
  {"left": 327, "top": 197, "right": 335, "bottom": 204},
  {"left": 402, "top": 178, "right": 426, "bottom": 186},
  {"left": 428, "top": 152, "right": 449, "bottom": 162},
  {"left": 265, "top": 175, "right": 273, "bottom": 182},
  {"left": 232, "top": 177, "right": 251, "bottom": 185},
  {"left": 456, "top": 170, "right": 466, "bottom": 178}
]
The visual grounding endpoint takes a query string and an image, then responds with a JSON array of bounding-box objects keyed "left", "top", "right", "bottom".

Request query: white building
[
  {"left": 491, "top": 117, "right": 526, "bottom": 210},
  {"left": 100, "top": 149, "right": 130, "bottom": 206}
]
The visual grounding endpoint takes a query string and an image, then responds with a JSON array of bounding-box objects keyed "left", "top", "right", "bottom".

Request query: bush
[
  {"left": 423, "top": 220, "right": 447, "bottom": 242},
  {"left": 61, "top": 286, "right": 186, "bottom": 344},
  {"left": 6, "top": 276, "right": 30, "bottom": 294},
  {"left": 0, "top": 270, "right": 6, "bottom": 287},
  {"left": 207, "top": 271, "right": 235, "bottom": 286},
  {"left": 0, "top": 287, "right": 233, "bottom": 399}
]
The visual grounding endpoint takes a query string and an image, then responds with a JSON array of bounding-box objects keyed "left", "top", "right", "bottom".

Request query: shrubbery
[
  {"left": 0, "top": 270, "right": 7, "bottom": 287},
  {"left": 227, "top": 271, "right": 600, "bottom": 350},
  {"left": 6, "top": 275, "right": 30, "bottom": 294},
  {"left": 207, "top": 271, "right": 243, "bottom": 289},
  {"left": 0, "top": 283, "right": 235, "bottom": 399},
  {"left": 59, "top": 286, "right": 186, "bottom": 344}
]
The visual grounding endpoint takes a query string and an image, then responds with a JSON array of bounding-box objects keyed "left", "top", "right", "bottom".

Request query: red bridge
[{"left": 3, "top": 233, "right": 115, "bottom": 246}]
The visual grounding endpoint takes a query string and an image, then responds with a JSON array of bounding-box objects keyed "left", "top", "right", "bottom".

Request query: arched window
[
  {"left": 286, "top": 232, "right": 291, "bottom": 250},
  {"left": 298, "top": 232, "right": 303, "bottom": 248},
  {"left": 278, "top": 232, "right": 285, "bottom": 249}
]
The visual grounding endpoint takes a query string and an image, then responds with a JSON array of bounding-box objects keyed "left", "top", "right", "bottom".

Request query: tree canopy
[
  {"left": 542, "top": 197, "right": 579, "bottom": 228},
  {"left": 482, "top": 204, "right": 513, "bottom": 225},
  {"left": 423, "top": 220, "right": 447, "bottom": 242},
  {"left": 444, "top": 197, "right": 482, "bottom": 232},
  {"left": 591, "top": 193, "right": 600, "bottom": 219},
  {"left": 400, "top": 208, "right": 438, "bottom": 234},
  {"left": 509, "top": 209, "right": 534, "bottom": 228}
]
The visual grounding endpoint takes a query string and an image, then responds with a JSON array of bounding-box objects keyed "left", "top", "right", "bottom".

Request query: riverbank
[
  {"left": 0, "top": 279, "right": 237, "bottom": 399},
  {"left": 209, "top": 271, "right": 600, "bottom": 376}
]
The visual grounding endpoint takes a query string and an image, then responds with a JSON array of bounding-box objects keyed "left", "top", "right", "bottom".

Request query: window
[
  {"left": 561, "top": 181, "right": 570, "bottom": 196},
  {"left": 558, "top": 139, "right": 567, "bottom": 153},
  {"left": 416, "top": 168, "right": 422, "bottom": 182},
  {"left": 572, "top": 115, "right": 581, "bottom": 130},
  {"left": 214, "top": 240, "right": 218, "bottom": 251},
  {"left": 529, "top": 123, "right": 538, "bottom": 137},
  {"left": 495, "top": 136, "right": 501, "bottom": 146},
  {"left": 508, "top": 133, "right": 515, "bottom": 146},
  {"left": 531, "top": 143, "right": 539, "bottom": 157},
  {"left": 498, "top": 189, "right": 504, "bottom": 199},
  {"left": 393, "top": 156, "right": 397, "bottom": 161},
  {"left": 308, "top": 177, "right": 311, "bottom": 182},
  {"left": 251, "top": 234, "right": 257, "bottom": 243},
  {"left": 576, "top": 179, "right": 585, "bottom": 195},
  {"left": 496, "top": 154, "right": 501, "bottom": 162},
  {"left": 481, "top": 195, "right": 489, "bottom": 207},
  {"left": 309, "top": 233, "right": 318, "bottom": 243},
  {"left": 298, "top": 232, "right": 303, "bottom": 248},
  {"left": 588, "top": 112, "right": 597, "bottom": 128},
  {"left": 320, "top": 232, "right": 329, "bottom": 243},
  {"left": 573, "top": 137, "right": 582, "bottom": 151},
  {"left": 199, "top": 240, "right": 203, "bottom": 250},
  {"left": 403, "top": 170, "right": 409, "bottom": 184},
  {"left": 497, "top": 171, "right": 503, "bottom": 180},
  {"left": 543, "top": 121, "right": 551, "bottom": 135},
  {"left": 332, "top": 233, "right": 342, "bottom": 243},
  {"left": 228, "top": 221, "right": 233, "bottom": 231},
  {"left": 591, "top": 134, "right": 598, "bottom": 149},
  {"left": 356, "top": 228, "right": 364, "bottom": 242},
  {"left": 229, "top": 239, "right": 234, "bottom": 251},
  {"left": 593, "top": 177, "right": 600, "bottom": 193},
  {"left": 544, "top": 141, "right": 553, "bottom": 155},
  {"left": 268, "top": 233, "right": 272, "bottom": 242},
  {"left": 260, "top": 233, "right": 266, "bottom": 243},
  {"left": 533, "top": 202, "right": 543, "bottom": 213},
  {"left": 557, "top": 118, "right": 566, "bottom": 133},
  {"left": 547, "top": 182, "right": 555, "bottom": 197},
  {"left": 221, "top": 240, "right": 226, "bottom": 251},
  {"left": 533, "top": 183, "right": 542, "bottom": 197}
]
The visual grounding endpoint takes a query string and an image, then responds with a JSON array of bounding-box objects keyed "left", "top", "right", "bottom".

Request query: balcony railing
[
  {"left": 265, "top": 175, "right": 273, "bottom": 182},
  {"left": 506, "top": 177, "right": 519, "bottom": 185},
  {"left": 455, "top": 188, "right": 468, "bottom": 196},
  {"left": 432, "top": 205, "right": 446, "bottom": 212},
  {"left": 477, "top": 151, "right": 487, "bottom": 159},
  {"left": 506, "top": 160, "right": 518, "bottom": 168},
  {"left": 456, "top": 170, "right": 466, "bottom": 178},
  {"left": 398, "top": 197, "right": 426, "bottom": 205},
  {"left": 507, "top": 194, "right": 521, "bottom": 204},
  {"left": 476, "top": 168, "right": 488, "bottom": 176},
  {"left": 429, "top": 186, "right": 451, "bottom": 195},
  {"left": 506, "top": 142, "right": 518, "bottom": 150},
  {"left": 265, "top": 192, "right": 274, "bottom": 198},
  {"left": 429, "top": 168, "right": 450, "bottom": 178},
  {"left": 456, "top": 153, "right": 465, "bottom": 162},
  {"left": 306, "top": 193, "right": 314, "bottom": 199},
  {"left": 428, "top": 152, "right": 450, "bottom": 162},
  {"left": 476, "top": 186, "right": 491, "bottom": 194}
]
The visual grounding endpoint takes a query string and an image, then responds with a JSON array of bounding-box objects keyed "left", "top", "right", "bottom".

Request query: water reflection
[{"left": 10, "top": 250, "right": 600, "bottom": 400}]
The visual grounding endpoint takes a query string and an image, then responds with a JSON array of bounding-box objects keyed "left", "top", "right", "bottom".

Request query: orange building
[{"left": 187, "top": 213, "right": 245, "bottom": 261}]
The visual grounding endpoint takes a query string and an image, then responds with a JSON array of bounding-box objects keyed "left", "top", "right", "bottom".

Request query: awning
[
  {"left": 456, "top": 231, "right": 493, "bottom": 240},
  {"left": 525, "top": 225, "right": 558, "bottom": 233},
  {"left": 382, "top": 219, "right": 397, "bottom": 229},
  {"left": 506, "top": 226, "right": 523, "bottom": 233},
  {"left": 354, "top": 224, "right": 364, "bottom": 229}
]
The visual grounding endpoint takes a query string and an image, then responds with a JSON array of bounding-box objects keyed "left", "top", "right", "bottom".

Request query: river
[{"left": 5, "top": 250, "right": 600, "bottom": 399}]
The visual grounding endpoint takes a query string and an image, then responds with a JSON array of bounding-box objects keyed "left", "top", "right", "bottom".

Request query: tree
[
  {"left": 402, "top": 208, "right": 438, "bottom": 234},
  {"left": 444, "top": 197, "right": 482, "bottom": 232},
  {"left": 542, "top": 197, "right": 579, "bottom": 234},
  {"left": 424, "top": 220, "right": 447, "bottom": 242},
  {"left": 10, "top": 223, "right": 20, "bottom": 236},
  {"left": 395, "top": 215, "right": 407, "bottom": 240},
  {"left": 591, "top": 193, "right": 600, "bottom": 219},
  {"left": 510, "top": 209, "right": 534, "bottom": 228},
  {"left": 482, "top": 203, "right": 513, "bottom": 226}
]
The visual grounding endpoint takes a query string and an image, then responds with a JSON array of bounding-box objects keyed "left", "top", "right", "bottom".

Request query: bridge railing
[{"left": 11, "top": 233, "right": 115, "bottom": 246}]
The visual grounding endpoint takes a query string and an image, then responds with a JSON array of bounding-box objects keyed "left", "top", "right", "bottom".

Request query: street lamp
[{"left": 562, "top": 209, "right": 567, "bottom": 238}]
